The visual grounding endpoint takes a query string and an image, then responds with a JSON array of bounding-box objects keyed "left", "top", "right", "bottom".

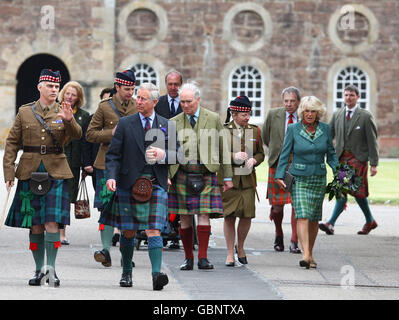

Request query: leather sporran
[
  {"left": 75, "top": 177, "right": 90, "bottom": 219},
  {"left": 186, "top": 173, "right": 205, "bottom": 195},
  {"left": 132, "top": 177, "right": 153, "bottom": 202},
  {"left": 29, "top": 172, "right": 51, "bottom": 196}
]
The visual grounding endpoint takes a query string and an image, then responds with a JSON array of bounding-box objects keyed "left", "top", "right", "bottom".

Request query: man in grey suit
[
  {"left": 319, "top": 85, "right": 379, "bottom": 235},
  {"left": 261, "top": 87, "right": 301, "bottom": 253}
]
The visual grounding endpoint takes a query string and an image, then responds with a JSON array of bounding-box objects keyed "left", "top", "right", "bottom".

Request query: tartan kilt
[
  {"left": 340, "top": 151, "right": 369, "bottom": 198},
  {"left": 99, "top": 184, "right": 168, "bottom": 231},
  {"left": 94, "top": 169, "right": 114, "bottom": 210},
  {"left": 168, "top": 168, "right": 224, "bottom": 218},
  {"left": 5, "top": 162, "right": 70, "bottom": 229},
  {"left": 267, "top": 165, "right": 292, "bottom": 206},
  {"left": 291, "top": 175, "right": 326, "bottom": 222}
]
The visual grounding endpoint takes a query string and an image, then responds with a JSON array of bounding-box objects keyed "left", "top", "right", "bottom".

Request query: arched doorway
[{"left": 16, "top": 54, "right": 70, "bottom": 113}]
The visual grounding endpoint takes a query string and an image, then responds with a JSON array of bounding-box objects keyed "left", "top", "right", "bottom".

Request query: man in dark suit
[
  {"left": 100, "top": 82, "right": 177, "bottom": 290},
  {"left": 155, "top": 69, "right": 183, "bottom": 119},
  {"left": 155, "top": 69, "right": 183, "bottom": 249}
]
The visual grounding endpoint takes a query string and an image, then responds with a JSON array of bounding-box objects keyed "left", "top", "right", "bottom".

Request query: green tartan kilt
[
  {"left": 99, "top": 184, "right": 168, "bottom": 231},
  {"left": 291, "top": 175, "right": 326, "bottom": 222},
  {"left": 168, "top": 167, "right": 224, "bottom": 218},
  {"left": 5, "top": 162, "right": 70, "bottom": 229}
]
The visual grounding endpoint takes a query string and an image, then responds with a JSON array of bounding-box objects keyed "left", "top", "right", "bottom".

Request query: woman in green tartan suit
[{"left": 275, "top": 96, "right": 338, "bottom": 269}]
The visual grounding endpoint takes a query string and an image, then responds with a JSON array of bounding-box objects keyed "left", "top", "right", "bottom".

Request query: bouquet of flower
[{"left": 325, "top": 163, "right": 362, "bottom": 201}]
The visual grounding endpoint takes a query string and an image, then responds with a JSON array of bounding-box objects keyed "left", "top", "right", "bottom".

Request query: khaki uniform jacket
[
  {"left": 261, "top": 107, "right": 287, "bottom": 167},
  {"left": 3, "top": 100, "right": 82, "bottom": 181},
  {"left": 330, "top": 106, "right": 379, "bottom": 166},
  {"left": 218, "top": 121, "right": 265, "bottom": 188},
  {"left": 85, "top": 96, "right": 137, "bottom": 170},
  {"left": 169, "top": 106, "right": 233, "bottom": 179}
]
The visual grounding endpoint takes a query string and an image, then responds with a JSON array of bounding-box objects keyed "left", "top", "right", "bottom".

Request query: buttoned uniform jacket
[
  {"left": 85, "top": 95, "right": 137, "bottom": 170},
  {"left": 154, "top": 95, "right": 182, "bottom": 119},
  {"left": 275, "top": 121, "right": 338, "bottom": 180},
  {"left": 217, "top": 121, "right": 265, "bottom": 188},
  {"left": 329, "top": 106, "right": 379, "bottom": 166},
  {"left": 3, "top": 100, "right": 82, "bottom": 182},
  {"left": 261, "top": 107, "right": 288, "bottom": 167},
  {"left": 168, "top": 106, "right": 233, "bottom": 179},
  {"left": 105, "top": 113, "right": 178, "bottom": 191}
]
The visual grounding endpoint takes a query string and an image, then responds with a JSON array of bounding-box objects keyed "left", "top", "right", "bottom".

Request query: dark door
[{"left": 16, "top": 54, "right": 70, "bottom": 113}]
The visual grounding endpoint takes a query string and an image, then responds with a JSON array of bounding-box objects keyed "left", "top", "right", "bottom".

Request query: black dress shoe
[
  {"left": 198, "top": 258, "right": 214, "bottom": 270},
  {"left": 94, "top": 249, "right": 112, "bottom": 267},
  {"left": 289, "top": 242, "right": 301, "bottom": 254},
  {"left": 274, "top": 236, "right": 284, "bottom": 252},
  {"left": 225, "top": 261, "right": 235, "bottom": 267},
  {"left": 238, "top": 256, "right": 248, "bottom": 264},
  {"left": 45, "top": 270, "right": 60, "bottom": 287},
  {"left": 180, "top": 258, "right": 194, "bottom": 270},
  {"left": 28, "top": 271, "right": 45, "bottom": 286},
  {"left": 119, "top": 272, "right": 133, "bottom": 287},
  {"left": 112, "top": 233, "right": 120, "bottom": 246},
  {"left": 152, "top": 272, "right": 169, "bottom": 291}
]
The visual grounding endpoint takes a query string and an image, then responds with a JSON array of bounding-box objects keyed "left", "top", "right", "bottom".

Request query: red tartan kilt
[
  {"left": 267, "top": 165, "right": 292, "bottom": 206},
  {"left": 339, "top": 152, "right": 369, "bottom": 198}
]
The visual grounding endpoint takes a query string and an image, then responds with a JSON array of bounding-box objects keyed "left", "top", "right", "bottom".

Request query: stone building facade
[{"left": 0, "top": 0, "right": 398, "bottom": 156}]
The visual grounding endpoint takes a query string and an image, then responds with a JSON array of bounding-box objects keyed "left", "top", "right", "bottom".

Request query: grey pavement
[{"left": 0, "top": 150, "right": 399, "bottom": 300}]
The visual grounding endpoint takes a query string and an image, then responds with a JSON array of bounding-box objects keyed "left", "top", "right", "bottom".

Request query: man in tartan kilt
[
  {"left": 168, "top": 82, "right": 233, "bottom": 271},
  {"left": 261, "top": 87, "right": 302, "bottom": 253},
  {"left": 86, "top": 70, "right": 137, "bottom": 267},
  {"left": 3, "top": 69, "right": 82, "bottom": 287},
  {"left": 319, "top": 85, "right": 379, "bottom": 235},
  {"left": 101, "top": 83, "right": 177, "bottom": 289}
]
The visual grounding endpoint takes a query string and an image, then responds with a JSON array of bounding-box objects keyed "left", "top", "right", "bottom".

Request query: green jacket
[
  {"left": 329, "top": 107, "right": 379, "bottom": 166},
  {"left": 275, "top": 121, "right": 338, "bottom": 179},
  {"left": 64, "top": 108, "right": 90, "bottom": 168},
  {"left": 169, "top": 106, "right": 233, "bottom": 179}
]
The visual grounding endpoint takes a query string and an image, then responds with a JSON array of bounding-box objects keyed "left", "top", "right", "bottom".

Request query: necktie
[
  {"left": 170, "top": 99, "right": 176, "bottom": 116},
  {"left": 144, "top": 117, "right": 151, "bottom": 132},
  {"left": 288, "top": 113, "right": 294, "bottom": 125},
  {"left": 347, "top": 110, "right": 352, "bottom": 121},
  {"left": 189, "top": 115, "right": 196, "bottom": 128}
]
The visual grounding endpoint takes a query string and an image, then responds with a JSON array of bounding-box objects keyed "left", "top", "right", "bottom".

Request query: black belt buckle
[{"left": 40, "top": 145, "right": 47, "bottom": 155}]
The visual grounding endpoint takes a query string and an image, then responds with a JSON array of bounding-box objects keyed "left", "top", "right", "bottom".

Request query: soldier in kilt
[
  {"left": 219, "top": 96, "right": 265, "bottom": 266},
  {"left": 86, "top": 70, "right": 137, "bottom": 267},
  {"left": 3, "top": 69, "right": 82, "bottom": 286},
  {"left": 168, "top": 82, "right": 233, "bottom": 271},
  {"left": 319, "top": 85, "right": 379, "bottom": 235},
  {"left": 275, "top": 96, "right": 338, "bottom": 269},
  {"left": 100, "top": 83, "right": 176, "bottom": 289}
]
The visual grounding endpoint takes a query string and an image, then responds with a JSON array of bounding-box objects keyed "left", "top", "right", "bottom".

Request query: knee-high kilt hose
[
  {"left": 168, "top": 167, "right": 224, "bottom": 218},
  {"left": 94, "top": 169, "right": 114, "bottom": 210},
  {"left": 340, "top": 151, "right": 369, "bottom": 199},
  {"left": 291, "top": 175, "right": 326, "bottom": 222},
  {"left": 267, "top": 165, "right": 292, "bottom": 206},
  {"left": 5, "top": 162, "right": 70, "bottom": 228},
  {"left": 99, "top": 184, "right": 168, "bottom": 231}
]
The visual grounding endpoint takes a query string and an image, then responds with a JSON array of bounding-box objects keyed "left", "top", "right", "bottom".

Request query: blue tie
[
  {"left": 144, "top": 117, "right": 151, "bottom": 132},
  {"left": 170, "top": 99, "right": 176, "bottom": 116},
  {"left": 189, "top": 115, "right": 196, "bottom": 128}
]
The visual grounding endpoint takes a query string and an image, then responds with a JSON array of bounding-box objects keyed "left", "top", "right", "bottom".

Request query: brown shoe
[
  {"left": 319, "top": 222, "right": 334, "bottom": 235},
  {"left": 357, "top": 220, "right": 378, "bottom": 235}
]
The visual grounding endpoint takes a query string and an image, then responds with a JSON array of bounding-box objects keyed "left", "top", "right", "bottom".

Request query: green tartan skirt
[{"left": 291, "top": 175, "right": 326, "bottom": 222}]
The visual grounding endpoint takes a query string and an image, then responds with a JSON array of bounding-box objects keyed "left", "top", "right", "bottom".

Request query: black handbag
[
  {"left": 29, "top": 172, "right": 52, "bottom": 196},
  {"left": 283, "top": 171, "right": 295, "bottom": 193},
  {"left": 186, "top": 173, "right": 205, "bottom": 195}
]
